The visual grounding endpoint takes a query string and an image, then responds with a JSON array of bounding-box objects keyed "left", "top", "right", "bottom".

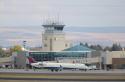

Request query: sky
[{"left": 0, "top": 0, "right": 125, "bottom": 47}]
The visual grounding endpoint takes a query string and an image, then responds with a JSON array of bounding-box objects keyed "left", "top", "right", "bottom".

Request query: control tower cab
[
  {"left": 42, "top": 21, "right": 70, "bottom": 51},
  {"left": 42, "top": 22, "right": 65, "bottom": 33}
]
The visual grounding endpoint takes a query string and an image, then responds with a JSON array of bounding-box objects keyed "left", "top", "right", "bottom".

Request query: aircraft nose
[{"left": 31, "top": 63, "right": 35, "bottom": 66}]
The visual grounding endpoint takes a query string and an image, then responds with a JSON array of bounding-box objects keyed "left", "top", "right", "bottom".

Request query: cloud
[
  {"left": 0, "top": 26, "right": 125, "bottom": 47},
  {"left": 0, "top": 0, "right": 125, "bottom": 26},
  {"left": 66, "top": 32, "right": 125, "bottom": 46},
  {"left": 64, "top": 26, "right": 125, "bottom": 33},
  {"left": 0, "top": 26, "right": 43, "bottom": 47}
]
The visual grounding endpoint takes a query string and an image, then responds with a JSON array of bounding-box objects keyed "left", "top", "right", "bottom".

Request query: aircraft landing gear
[
  {"left": 51, "top": 68, "right": 59, "bottom": 72},
  {"left": 51, "top": 69, "right": 54, "bottom": 72}
]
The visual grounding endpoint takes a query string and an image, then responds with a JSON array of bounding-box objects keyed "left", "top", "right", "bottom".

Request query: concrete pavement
[{"left": 0, "top": 69, "right": 125, "bottom": 81}]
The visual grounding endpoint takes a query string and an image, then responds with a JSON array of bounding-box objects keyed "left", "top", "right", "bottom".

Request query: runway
[
  {"left": 0, "top": 69, "right": 125, "bottom": 81},
  {"left": 0, "top": 80, "right": 125, "bottom": 82}
]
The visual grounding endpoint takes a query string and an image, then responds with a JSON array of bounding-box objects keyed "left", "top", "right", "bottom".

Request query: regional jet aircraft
[{"left": 31, "top": 61, "right": 96, "bottom": 71}]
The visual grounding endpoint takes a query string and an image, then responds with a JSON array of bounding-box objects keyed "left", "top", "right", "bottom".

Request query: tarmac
[{"left": 0, "top": 69, "right": 125, "bottom": 81}]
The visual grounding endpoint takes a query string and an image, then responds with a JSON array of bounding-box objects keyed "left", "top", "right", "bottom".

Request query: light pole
[
  {"left": 85, "top": 52, "right": 87, "bottom": 65},
  {"left": 23, "top": 41, "right": 26, "bottom": 49},
  {"left": 23, "top": 40, "right": 28, "bottom": 70},
  {"left": 100, "top": 52, "right": 102, "bottom": 70}
]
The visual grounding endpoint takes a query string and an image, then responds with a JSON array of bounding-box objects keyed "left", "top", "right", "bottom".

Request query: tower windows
[
  {"left": 44, "top": 44, "right": 47, "bottom": 47},
  {"left": 45, "top": 37, "right": 47, "bottom": 40},
  {"left": 65, "top": 44, "right": 68, "bottom": 47},
  {"left": 54, "top": 37, "right": 56, "bottom": 40}
]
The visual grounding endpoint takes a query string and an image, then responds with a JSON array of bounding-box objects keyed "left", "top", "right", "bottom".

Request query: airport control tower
[{"left": 42, "top": 20, "right": 70, "bottom": 51}]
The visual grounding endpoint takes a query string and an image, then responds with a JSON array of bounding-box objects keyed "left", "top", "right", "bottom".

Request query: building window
[
  {"left": 65, "top": 44, "right": 68, "bottom": 47},
  {"left": 45, "top": 37, "right": 47, "bottom": 40},
  {"left": 44, "top": 44, "right": 47, "bottom": 47},
  {"left": 54, "top": 37, "right": 56, "bottom": 40}
]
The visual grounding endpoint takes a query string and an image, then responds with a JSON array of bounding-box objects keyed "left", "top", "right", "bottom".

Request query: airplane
[{"left": 30, "top": 61, "right": 96, "bottom": 71}]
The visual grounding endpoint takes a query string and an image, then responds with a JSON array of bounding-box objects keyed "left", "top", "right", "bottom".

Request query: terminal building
[
  {"left": 13, "top": 45, "right": 100, "bottom": 69},
  {"left": 101, "top": 51, "right": 125, "bottom": 69}
]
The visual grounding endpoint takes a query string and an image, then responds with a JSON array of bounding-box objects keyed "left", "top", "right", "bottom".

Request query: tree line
[
  {"left": 0, "top": 45, "right": 22, "bottom": 57},
  {"left": 84, "top": 43, "right": 123, "bottom": 51}
]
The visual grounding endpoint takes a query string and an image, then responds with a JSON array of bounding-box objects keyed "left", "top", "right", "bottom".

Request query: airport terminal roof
[
  {"left": 63, "top": 43, "right": 94, "bottom": 52},
  {"left": 53, "top": 44, "right": 95, "bottom": 57}
]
